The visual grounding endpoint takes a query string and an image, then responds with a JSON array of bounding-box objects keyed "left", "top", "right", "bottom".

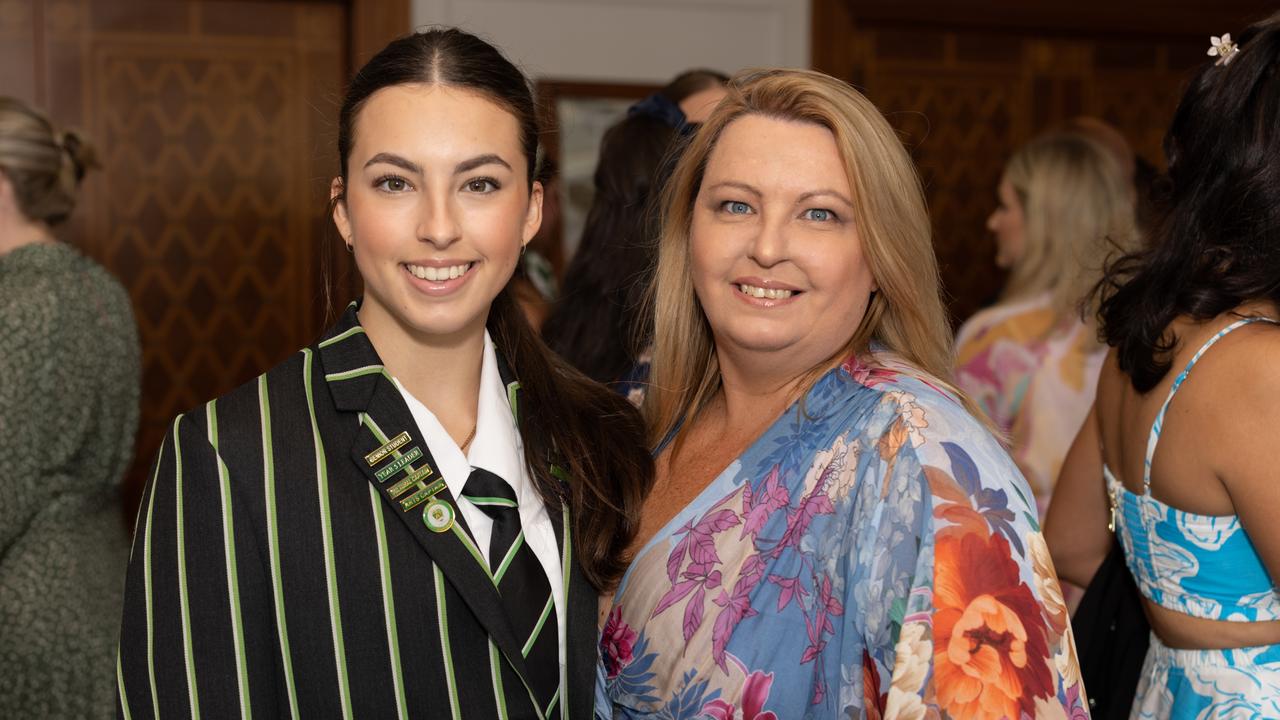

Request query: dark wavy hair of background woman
[
  {"left": 541, "top": 112, "right": 678, "bottom": 385},
  {"left": 1095, "top": 11, "right": 1280, "bottom": 393}
]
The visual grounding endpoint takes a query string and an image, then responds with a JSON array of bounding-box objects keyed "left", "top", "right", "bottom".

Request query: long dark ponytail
[
  {"left": 337, "top": 28, "right": 652, "bottom": 590},
  {"left": 1095, "top": 12, "right": 1280, "bottom": 392}
]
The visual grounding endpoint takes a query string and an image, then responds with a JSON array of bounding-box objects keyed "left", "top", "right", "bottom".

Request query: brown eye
[
  {"left": 466, "top": 178, "right": 499, "bottom": 193},
  {"left": 376, "top": 176, "right": 410, "bottom": 193}
]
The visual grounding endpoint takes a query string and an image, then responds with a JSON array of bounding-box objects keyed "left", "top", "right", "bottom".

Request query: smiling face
[
  {"left": 988, "top": 179, "right": 1025, "bottom": 270},
  {"left": 332, "top": 83, "right": 541, "bottom": 345},
  {"left": 690, "top": 113, "right": 876, "bottom": 371}
]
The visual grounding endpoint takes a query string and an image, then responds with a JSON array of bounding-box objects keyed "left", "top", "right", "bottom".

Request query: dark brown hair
[
  {"left": 1095, "top": 12, "right": 1280, "bottom": 392},
  {"left": 335, "top": 28, "right": 652, "bottom": 590},
  {"left": 541, "top": 112, "right": 677, "bottom": 384},
  {"left": 659, "top": 69, "right": 730, "bottom": 105}
]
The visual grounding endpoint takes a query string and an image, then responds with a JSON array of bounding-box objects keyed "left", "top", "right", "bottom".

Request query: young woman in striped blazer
[{"left": 116, "top": 28, "right": 652, "bottom": 720}]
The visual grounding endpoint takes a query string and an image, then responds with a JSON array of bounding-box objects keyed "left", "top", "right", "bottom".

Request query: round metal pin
[{"left": 423, "top": 498, "right": 455, "bottom": 533}]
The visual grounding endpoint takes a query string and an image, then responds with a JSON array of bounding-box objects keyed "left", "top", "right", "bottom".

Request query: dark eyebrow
[
  {"left": 364, "top": 152, "right": 420, "bottom": 174},
  {"left": 704, "top": 181, "right": 761, "bottom": 196},
  {"left": 797, "top": 189, "right": 855, "bottom": 208},
  {"left": 455, "top": 153, "right": 512, "bottom": 174}
]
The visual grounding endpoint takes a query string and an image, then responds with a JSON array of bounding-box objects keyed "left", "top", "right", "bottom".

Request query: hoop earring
[{"left": 345, "top": 236, "right": 354, "bottom": 253}]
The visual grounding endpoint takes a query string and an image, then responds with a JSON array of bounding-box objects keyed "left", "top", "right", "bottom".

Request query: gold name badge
[
  {"left": 388, "top": 465, "right": 435, "bottom": 499},
  {"left": 375, "top": 446, "right": 423, "bottom": 483},
  {"left": 400, "top": 478, "right": 447, "bottom": 511},
  {"left": 365, "top": 431, "right": 410, "bottom": 466}
]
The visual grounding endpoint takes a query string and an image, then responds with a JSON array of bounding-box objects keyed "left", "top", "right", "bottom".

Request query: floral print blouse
[
  {"left": 601, "top": 351, "right": 1086, "bottom": 719},
  {"left": 955, "top": 293, "right": 1106, "bottom": 511}
]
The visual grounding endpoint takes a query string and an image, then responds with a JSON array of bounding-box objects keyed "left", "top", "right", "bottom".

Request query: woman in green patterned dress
[{"left": 0, "top": 96, "right": 140, "bottom": 718}]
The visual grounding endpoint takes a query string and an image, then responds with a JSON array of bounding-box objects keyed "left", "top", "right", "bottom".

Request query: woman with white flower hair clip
[{"left": 1047, "top": 10, "right": 1280, "bottom": 719}]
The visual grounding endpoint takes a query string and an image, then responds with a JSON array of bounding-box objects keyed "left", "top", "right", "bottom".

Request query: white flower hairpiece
[{"left": 1208, "top": 34, "right": 1239, "bottom": 66}]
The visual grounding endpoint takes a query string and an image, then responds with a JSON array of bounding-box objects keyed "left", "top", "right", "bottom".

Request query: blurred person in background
[
  {"left": 955, "top": 130, "right": 1139, "bottom": 515},
  {"left": 543, "top": 70, "right": 726, "bottom": 398},
  {"left": 1067, "top": 115, "right": 1170, "bottom": 239},
  {"left": 0, "top": 96, "right": 140, "bottom": 719},
  {"left": 662, "top": 68, "right": 730, "bottom": 124}
]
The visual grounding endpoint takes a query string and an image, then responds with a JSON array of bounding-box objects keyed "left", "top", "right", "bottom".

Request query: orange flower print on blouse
[{"left": 933, "top": 529, "right": 1055, "bottom": 720}]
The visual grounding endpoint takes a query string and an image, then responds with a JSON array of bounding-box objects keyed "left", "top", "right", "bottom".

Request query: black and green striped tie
[{"left": 462, "top": 468, "right": 559, "bottom": 712}]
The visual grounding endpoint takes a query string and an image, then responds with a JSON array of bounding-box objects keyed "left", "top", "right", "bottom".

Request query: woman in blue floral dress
[
  {"left": 600, "top": 69, "right": 1086, "bottom": 719},
  {"left": 1047, "top": 15, "right": 1280, "bottom": 719}
]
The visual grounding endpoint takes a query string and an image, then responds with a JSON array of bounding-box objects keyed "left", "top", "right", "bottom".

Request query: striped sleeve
[{"left": 117, "top": 407, "right": 275, "bottom": 719}]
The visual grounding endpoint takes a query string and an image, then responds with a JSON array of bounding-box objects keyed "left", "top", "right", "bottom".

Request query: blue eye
[
  {"left": 722, "top": 201, "right": 753, "bottom": 215},
  {"left": 804, "top": 208, "right": 835, "bottom": 222}
]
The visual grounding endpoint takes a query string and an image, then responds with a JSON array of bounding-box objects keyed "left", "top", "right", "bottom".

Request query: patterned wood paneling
[
  {"left": 4, "top": 0, "right": 409, "bottom": 523},
  {"left": 92, "top": 44, "right": 317, "bottom": 421},
  {"left": 812, "top": 0, "right": 1276, "bottom": 325}
]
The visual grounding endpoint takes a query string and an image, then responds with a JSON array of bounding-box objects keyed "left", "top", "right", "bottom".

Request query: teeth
[
  {"left": 738, "top": 283, "right": 793, "bottom": 300},
  {"left": 406, "top": 263, "right": 471, "bottom": 281}
]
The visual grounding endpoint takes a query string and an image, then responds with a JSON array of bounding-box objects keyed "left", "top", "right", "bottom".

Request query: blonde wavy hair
[
  {"left": 645, "top": 68, "right": 984, "bottom": 446},
  {"left": 1000, "top": 131, "right": 1139, "bottom": 319}
]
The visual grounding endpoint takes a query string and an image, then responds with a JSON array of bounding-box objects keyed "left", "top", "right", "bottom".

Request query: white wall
[{"left": 410, "top": 0, "right": 811, "bottom": 83}]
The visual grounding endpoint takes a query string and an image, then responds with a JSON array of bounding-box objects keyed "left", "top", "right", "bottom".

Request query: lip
[
  {"left": 732, "top": 276, "right": 801, "bottom": 291},
  {"left": 732, "top": 276, "right": 803, "bottom": 308},
  {"left": 402, "top": 260, "right": 477, "bottom": 297}
]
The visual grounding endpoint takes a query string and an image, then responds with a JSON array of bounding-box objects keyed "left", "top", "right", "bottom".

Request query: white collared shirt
[{"left": 393, "top": 331, "right": 566, "bottom": 670}]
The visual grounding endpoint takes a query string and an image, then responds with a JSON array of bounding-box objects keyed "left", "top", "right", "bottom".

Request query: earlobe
[{"left": 330, "top": 177, "right": 352, "bottom": 246}]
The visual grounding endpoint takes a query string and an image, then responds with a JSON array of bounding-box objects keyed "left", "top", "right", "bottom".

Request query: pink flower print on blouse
[
  {"left": 700, "top": 670, "right": 779, "bottom": 720},
  {"left": 652, "top": 509, "right": 739, "bottom": 642},
  {"left": 845, "top": 352, "right": 961, "bottom": 407},
  {"left": 602, "top": 606, "right": 638, "bottom": 679},
  {"left": 842, "top": 354, "right": 900, "bottom": 389},
  {"left": 740, "top": 467, "right": 790, "bottom": 540}
]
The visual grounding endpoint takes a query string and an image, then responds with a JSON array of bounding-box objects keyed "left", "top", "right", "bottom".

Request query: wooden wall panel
[
  {"left": 4, "top": 0, "right": 410, "bottom": 522},
  {"left": 91, "top": 42, "right": 320, "bottom": 419},
  {"left": 812, "top": 0, "right": 1276, "bottom": 324}
]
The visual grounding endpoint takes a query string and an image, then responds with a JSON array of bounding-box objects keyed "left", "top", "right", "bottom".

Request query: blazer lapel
[
  {"left": 548, "top": 500, "right": 598, "bottom": 719},
  {"left": 316, "top": 307, "right": 538, "bottom": 692},
  {"left": 500, "top": 361, "right": 598, "bottom": 718}
]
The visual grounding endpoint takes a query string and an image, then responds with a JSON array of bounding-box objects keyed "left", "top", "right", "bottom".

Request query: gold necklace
[{"left": 459, "top": 422, "right": 478, "bottom": 454}]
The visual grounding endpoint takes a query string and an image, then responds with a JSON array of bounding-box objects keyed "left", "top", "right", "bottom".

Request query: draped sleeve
[{"left": 854, "top": 367, "right": 1087, "bottom": 719}]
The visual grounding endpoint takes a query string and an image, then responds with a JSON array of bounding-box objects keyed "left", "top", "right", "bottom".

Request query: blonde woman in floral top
[
  {"left": 956, "top": 131, "right": 1138, "bottom": 512},
  {"left": 601, "top": 69, "right": 1086, "bottom": 720}
]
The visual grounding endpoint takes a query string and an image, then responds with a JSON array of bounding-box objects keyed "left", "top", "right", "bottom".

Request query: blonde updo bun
[{"left": 0, "top": 97, "right": 98, "bottom": 226}]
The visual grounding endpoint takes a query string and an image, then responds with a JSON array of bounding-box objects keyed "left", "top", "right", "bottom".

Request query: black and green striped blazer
[{"left": 117, "top": 305, "right": 599, "bottom": 719}]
